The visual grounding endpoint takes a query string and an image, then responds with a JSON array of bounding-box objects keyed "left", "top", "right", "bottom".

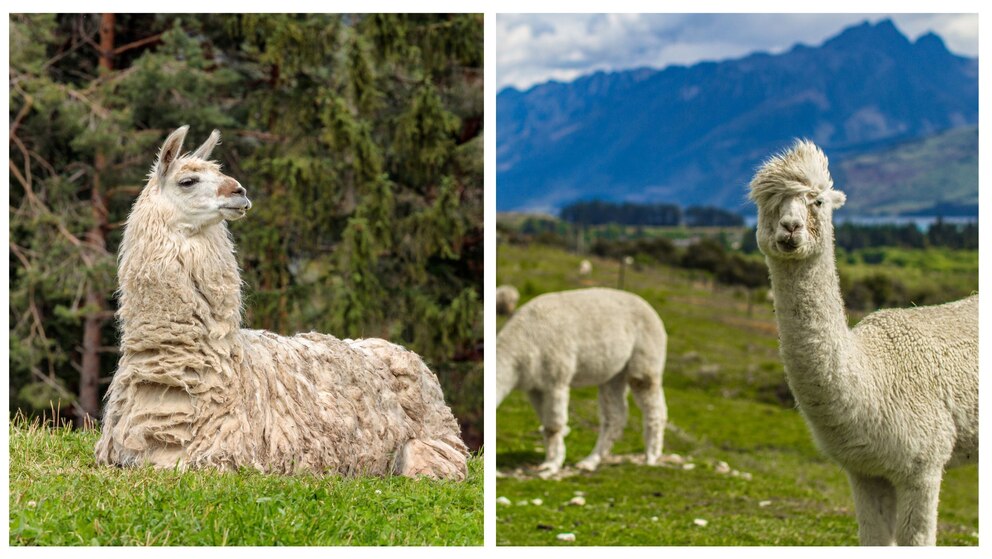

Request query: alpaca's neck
[
  {"left": 767, "top": 250, "right": 861, "bottom": 410},
  {"left": 495, "top": 340, "right": 519, "bottom": 407},
  {"left": 117, "top": 202, "right": 243, "bottom": 352}
]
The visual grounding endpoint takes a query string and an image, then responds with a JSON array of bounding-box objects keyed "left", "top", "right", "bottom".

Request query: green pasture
[
  {"left": 495, "top": 242, "right": 978, "bottom": 546},
  {"left": 9, "top": 418, "right": 483, "bottom": 546}
]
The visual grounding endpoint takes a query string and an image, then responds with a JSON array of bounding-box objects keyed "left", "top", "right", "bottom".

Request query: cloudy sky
[{"left": 496, "top": 14, "right": 979, "bottom": 91}]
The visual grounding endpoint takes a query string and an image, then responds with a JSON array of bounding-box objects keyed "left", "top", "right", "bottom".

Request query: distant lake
[{"left": 743, "top": 215, "right": 977, "bottom": 230}]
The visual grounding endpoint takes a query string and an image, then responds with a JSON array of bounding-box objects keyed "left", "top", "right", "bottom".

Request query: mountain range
[{"left": 496, "top": 19, "right": 978, "bottom": 215}]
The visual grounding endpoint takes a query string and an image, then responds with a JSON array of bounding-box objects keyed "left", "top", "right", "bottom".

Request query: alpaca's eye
[
  {"left": 178, "top": 177, "right": 199, "bottom": 188},
  {"left": 815, "top": 199, "right": 823, "bottom": 207}
]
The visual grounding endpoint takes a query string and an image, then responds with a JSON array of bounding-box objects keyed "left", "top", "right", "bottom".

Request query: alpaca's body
[
  {"left": 95, "top": 127, "right": 467, "bottom": 479},
  {"left": 496, "top": 287, "right": 667, "bottom": 475},
  {"left": 751, "top": 140, "right": 978, "bottom": 545},
  {"left": 495, "top": 285, "right": 520, "bottom": 315}
]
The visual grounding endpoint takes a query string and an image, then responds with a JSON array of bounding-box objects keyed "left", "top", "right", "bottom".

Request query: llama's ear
[
  {"left": 191, "top": 129, "right": 221, "bottom": 160},
  {"left": 155, "top": 126, "right": 189, "bottom": 182},
  {"left": 828, "top": 189, "right": 846, "bottom": 210}
]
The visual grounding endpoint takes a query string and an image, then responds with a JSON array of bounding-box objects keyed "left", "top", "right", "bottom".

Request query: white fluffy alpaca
[
  {"left": 749, "top": 140, "right": 978, "bottom": 545},
  {"left": 496, "top": 284, "right": 520, "bottom": 315},
  {"left": 94, "top": 126, "right": 468, "bottom": 479},
  {"left": 496, "top": 287, "right": 667, "bottom": 475},
  {"left": 578, "top": 259, "right": 593, "bottom": 276}
]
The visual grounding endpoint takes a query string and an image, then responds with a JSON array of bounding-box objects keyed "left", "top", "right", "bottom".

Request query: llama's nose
[
  {"left": 233, "top": 184, "right": 247, "bottom": 197},
  {"left": 780, "top": 218, "right": 803, "bottom": 233}
]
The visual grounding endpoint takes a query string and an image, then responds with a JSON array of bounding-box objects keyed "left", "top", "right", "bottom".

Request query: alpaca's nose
[
  {"left": 233, "top": 184, "right": 247, "bottom": 197},
  {"left": 780, "top": 218, "right": 803, "bottom": 233}
]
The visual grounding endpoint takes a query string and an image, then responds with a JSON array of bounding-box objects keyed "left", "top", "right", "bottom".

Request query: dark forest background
[{"left": 8, "top": 13, "right": 484, "bottom": 449}]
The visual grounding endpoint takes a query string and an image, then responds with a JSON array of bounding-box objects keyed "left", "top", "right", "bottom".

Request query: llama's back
[
  {"left": 232, "top": 330, "right": 412, "bottom": 475},
  {"left": 851, "top": 294, "right": 978, "bottom": 465},
  {"left": 235, "top": 330, "right": 466, "bottom": 479},
  {"left": 347, "top": 338, "right": 469, "bottom": 479}
]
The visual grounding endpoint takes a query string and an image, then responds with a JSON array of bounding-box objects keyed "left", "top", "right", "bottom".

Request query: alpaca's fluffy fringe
[{"left": 748, "top": 139, "right": 834, "bottom": 206}]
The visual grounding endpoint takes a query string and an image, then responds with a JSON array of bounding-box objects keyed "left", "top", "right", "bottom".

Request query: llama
[
  {"left": 496, "top": 287, "right": 667, "bottom": 476},
  {"left": 94, "top": 126, "right": 468, "bottom": 480},
  {"left": 749, "top": 140, "right": 978, "bottom": 545},
  {"left": 496, "top": 284, "right": 520, "bottom": 315}
]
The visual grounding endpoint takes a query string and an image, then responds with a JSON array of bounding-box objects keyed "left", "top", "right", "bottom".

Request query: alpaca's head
[
  {"left": 749, "top": 140, "right": 846, "bottom": 261},
  {"left": 142, "top": 126, "right": 252, "bottom": 234}
]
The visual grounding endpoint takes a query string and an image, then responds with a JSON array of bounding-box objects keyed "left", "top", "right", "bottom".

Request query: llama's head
[
  {"left": 748, "top": 140, "right": 846, "bottom": 261},
  {"left": 143, "top": 126, "right": 251, "bottom": 233}
]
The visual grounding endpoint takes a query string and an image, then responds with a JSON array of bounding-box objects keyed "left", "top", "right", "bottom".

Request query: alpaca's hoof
[
  {"left": 575, "top": 456, "right": 600, "bottom": 471},
  {"left": 535, "top": 461, "right": 561, "bottom": 479}
]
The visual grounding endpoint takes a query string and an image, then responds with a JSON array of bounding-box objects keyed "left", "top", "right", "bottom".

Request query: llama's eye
[
  {"left": 814, "top": 199, "right": 823, "bottom": 207},
  {"left": 178, "top": 177, "right": 199, "bottom": 188}
]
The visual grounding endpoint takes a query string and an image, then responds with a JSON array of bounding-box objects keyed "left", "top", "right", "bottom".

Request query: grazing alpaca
[
  {"left": 749, "top": 140, "right": 978, "bottom": 545},
  {"left": 578, "top": 259, "right": 592, "bottom": 276},
  {"left": 94, "top": 126, "right": 468, "bottom": 479},
  {"left": 496, "top": 284, "right": 520, "bottom": 315},
  {"left": 496, "top": 288, "right": 667, "bottom": 475}
]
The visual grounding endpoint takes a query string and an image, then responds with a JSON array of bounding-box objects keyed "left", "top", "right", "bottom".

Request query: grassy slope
[
  {"left": 495, "top": 242, "right": 977, "bottom": 546},
  {"left": 836, "top": 125, "right": 978, "bottom": 215},
  {"left": 9, "top": 421, "right": 483, "bottom": 546}
]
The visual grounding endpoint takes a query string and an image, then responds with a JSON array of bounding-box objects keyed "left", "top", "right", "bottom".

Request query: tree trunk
[
  {"left": 80, "top": 13, "right": 116, "bottom": 420},
  {"left": 98, "top": 13, "right": 115, "bottom": 71}
]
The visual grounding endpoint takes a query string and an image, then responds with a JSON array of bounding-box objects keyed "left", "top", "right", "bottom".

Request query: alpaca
[
  {"left": 749, "top": 140, "right": 978, "bottom": 545},
  {"left": 496, "top": 287, "right": 667, "bottom": 475},
  {"left": 496, "top": 284, "right": 520, "bottom": 315},
  {"left": 578, "top": 259, "right": 593, "bottom": 276},
  {"left": 94, "top": 126, "right": 468, "bottom": 480}
]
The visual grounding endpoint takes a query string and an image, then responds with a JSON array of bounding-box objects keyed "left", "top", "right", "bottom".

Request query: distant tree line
[
  {"left": 560, "top": 200, "right": 743, "bottom": 227},
  {"left": 740, "top": 220, "right": 978, "bottom": 253},
  {"left": 590, "top": 236, "right": 768, "bottom": 291},
  {"left": 502, "top": 216, "right": 976, "bottom": 315}
]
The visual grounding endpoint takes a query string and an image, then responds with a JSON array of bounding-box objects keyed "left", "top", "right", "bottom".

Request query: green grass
[
  {"left": 496, "top": 242, "right": 978, "bottom": 546},
  {"left": 9, "top": 419, "right": 483, "bottom": 546}
]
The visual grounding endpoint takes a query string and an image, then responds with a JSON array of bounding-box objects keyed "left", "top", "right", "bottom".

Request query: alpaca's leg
[
  {"left": 894, "top": 471, "right": 942, "bottom": 546},
  {"left": 848, "top": 473, "right": 897, "bottom": 545},
  {"left": 535, "top": 386, "right": 570, "bottom": 477},
  {"left": 630, "top": 375, "right": 666, "bottom": 466},
  {"left": 577, "top": 374, "right": 628, "bottom": 471}
]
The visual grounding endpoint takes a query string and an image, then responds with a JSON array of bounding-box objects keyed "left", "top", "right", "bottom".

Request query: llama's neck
[
  {"left": 117, "top": 202, "right": 243, "bottom": 353},
  {"left": 767, "top": 249, "right": 862, "bottom": 412}
]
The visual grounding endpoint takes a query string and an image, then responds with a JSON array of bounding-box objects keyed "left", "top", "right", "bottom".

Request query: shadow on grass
[{"left": 496, "top": 450, "right": 544, "bottom": 470}]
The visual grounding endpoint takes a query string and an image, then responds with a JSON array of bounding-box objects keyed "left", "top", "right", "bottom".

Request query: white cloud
[{"left": 495, "top": 13, "right": 978, "bottom": 91}]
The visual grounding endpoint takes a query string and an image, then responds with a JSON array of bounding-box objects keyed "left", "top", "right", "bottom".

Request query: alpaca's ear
[
  {"left": 192, "top": 129, "right": 221, "bottom": 160},
  {"left": 828, "top": 189, "right": 846, "bottom": 210},
  {"left": 155, "top": 126, "right": 189, "bottom": 182}
]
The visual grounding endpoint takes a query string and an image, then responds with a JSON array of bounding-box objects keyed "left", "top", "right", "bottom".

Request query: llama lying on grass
[
  {"left": 496, "top": 287, "right": 667, "bottom": 476},
  {"left": 749, "top": 140, "right": 978, "bottom": 545},
  {"left": 496, "top": 285, "right": 520, "bottom": 315},
  {"left": 94, "top": 126, "right": 468, "bottom": 480}
]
